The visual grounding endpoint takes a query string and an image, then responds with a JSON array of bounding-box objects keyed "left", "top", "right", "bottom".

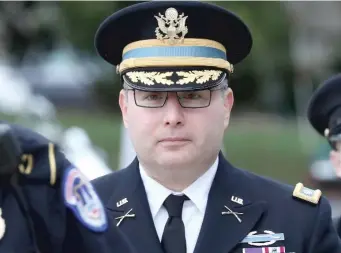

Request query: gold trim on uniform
[
  {"left": 126, "top": 71, "right": 174, "bottom": 85},
  {"left": 119, "top": 57, "right": 232, "bottom": 74},
  {"left": 292, "top": 182, "right": 321, "bottom": 205},
  {"left": 48, "top": 143, "right": 57, "bottom": 186},
  {"left": 125, "top": 70, "right": 223, "bottom": 85},
  {"left": 18, "top": 154, "right": 34, "bottom": 175},
  {"left": 176, "top": 70, "right": 222, "bottom": 84},
  {"left": 122, "top": 38, "right": 227, "bottom": 55}
]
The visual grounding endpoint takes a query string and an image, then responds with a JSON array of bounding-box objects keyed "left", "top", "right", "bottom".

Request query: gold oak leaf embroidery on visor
[
  {"left": 175, "top": 70, "right": 222, "bottom": 84},
  {"left": 126, "top": 71, "right": 174, "bottom": 85},
  {"left": 125, "top": 70, "right": 223, "bottom": 85}
]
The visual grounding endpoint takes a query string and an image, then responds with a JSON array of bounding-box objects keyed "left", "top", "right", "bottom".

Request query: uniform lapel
[
  {"left": 105, "top": 158, "right": 163, "bottom": 253},
  {"left": 194, "top": 153, "right": 267, "bottom": 253}
]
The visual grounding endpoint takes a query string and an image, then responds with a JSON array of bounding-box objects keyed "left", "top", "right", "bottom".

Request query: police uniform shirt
[
  {"left": 139, "top": 156, "right": 219, "bottom": 253},
  {"left": 0, "top": 122, "right": 136, "bottom": 253}
]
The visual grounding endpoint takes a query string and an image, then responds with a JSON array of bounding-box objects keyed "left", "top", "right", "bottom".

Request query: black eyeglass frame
[{"left": 123, "top": 83, "right": 229, "bottom": 109}]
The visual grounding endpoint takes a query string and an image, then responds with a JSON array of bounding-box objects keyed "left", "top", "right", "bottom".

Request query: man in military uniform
[
  {"left": 307, "top": 73, "right": 341, "bottom": 238},
  {"left": 93, "top": 1, "right": 341, "bottom": 253},
  {"left": 0, "top": 121, "right": 135, "bottom": 253}
]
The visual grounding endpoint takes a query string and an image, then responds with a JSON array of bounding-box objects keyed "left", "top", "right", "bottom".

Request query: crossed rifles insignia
[
  {"left": 222, "top": 205, "right": 243, "bottom": 223},
  {"left": 115, "top": 206, "right": 243, "bottom": 226},
  {"left": 115, "top": 208, "right": 136, "bottom": 227}
]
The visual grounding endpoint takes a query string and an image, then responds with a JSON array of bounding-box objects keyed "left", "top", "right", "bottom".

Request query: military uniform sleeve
[
  {"left": 60, "top": 161, "right": 135, "bottom": 253},
  {"left": 336, "top": 217, "right": 341, "bottom": 238},
  {"left": 20, "top": 142, "right": 135, "bottom": 253},
  {"left": 308, "top": 197, "right": 341, "bottom": 253},
  {"left": 63, "top": 206, "right": 135, "bottom": 253}
]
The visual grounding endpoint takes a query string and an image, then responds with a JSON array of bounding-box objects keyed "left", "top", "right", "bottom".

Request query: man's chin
[{"left": 156, "top": 149, "right": 194, "bottom": 166}]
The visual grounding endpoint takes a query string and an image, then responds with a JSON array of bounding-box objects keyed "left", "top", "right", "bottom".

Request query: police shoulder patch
[
  {"left": 62, "top": 166, "right": 108, "bottom": 232},
  {"left": 292, "top": 182, "right": 322, "bottom": 205}
]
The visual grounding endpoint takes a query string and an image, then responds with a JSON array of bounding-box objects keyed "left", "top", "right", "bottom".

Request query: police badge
[{"left": 63, "top": 166, "right": 108, "bottom": 232}]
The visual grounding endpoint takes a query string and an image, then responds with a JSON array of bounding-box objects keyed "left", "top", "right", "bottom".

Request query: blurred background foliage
[{"left": 2, "top": 1, "right": 341, "bottom": 188}]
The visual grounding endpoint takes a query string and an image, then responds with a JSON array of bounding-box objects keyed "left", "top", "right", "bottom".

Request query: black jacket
[
  {"left": 0, "top": 122, "right": 135, "bottom": 253},
  {"left": 93, "top": 152, "right": 341, "bottom": 253}
]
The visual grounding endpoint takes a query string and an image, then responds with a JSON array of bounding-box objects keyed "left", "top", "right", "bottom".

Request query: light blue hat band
[{"left": 122, "top": 46, "right": 226, "bottom": 60}]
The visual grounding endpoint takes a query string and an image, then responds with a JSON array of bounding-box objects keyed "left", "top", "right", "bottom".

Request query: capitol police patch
[{"left": 62, "top": 166, "right": 108, "bottom": 232}]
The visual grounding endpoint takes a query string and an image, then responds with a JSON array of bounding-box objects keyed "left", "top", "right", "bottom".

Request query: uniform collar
[{"left": 139, "top": 156, "right": 219, "bottom": 218}]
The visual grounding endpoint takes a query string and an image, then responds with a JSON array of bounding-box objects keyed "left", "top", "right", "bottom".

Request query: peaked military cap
[
  {"left": 94, "top": 1, "right": 252, "bottom": 91},
  {"left": 307, "top": 74, "right": 341, "bottom": 149}
]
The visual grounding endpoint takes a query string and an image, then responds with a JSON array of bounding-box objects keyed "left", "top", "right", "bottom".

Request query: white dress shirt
[{"left": 139, "top": 156, "right": 219, "bottom": 253}]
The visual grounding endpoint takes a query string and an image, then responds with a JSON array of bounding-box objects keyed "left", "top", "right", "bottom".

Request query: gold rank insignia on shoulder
[{"left": 292, "top": 182, "right": 322, "bottom": 205}]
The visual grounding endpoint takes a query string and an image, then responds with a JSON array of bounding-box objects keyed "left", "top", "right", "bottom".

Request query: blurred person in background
[
  {"left": 308, "top": 139, "right": 341, "bottom": 221},
  {"left": 307, "top": 73, "right": 341, "bottom": 237},
  {"left": 0, "top": 121, "right": 135, "bottom": 253},
  {"left": 92, "top": 1, "right": 341, "bottom": 253}
]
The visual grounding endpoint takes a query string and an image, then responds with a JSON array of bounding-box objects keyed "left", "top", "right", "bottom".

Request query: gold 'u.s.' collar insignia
[
  {"left": 292, "top": 182, "right": 322, "bottom": 205},
  {"left": 154, "top": 7, "right": 188, "bottom": 45}
]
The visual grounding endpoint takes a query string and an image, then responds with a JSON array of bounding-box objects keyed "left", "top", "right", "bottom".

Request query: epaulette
[
  {"left": 18, "top": 142, "right": 58, "bottom": 186},
  {"left": 292, "top": 182, "right": 322, "bottom": 205},
  {"left": 6, "top": 122, "right": 59, "bottom": 186},
  {"left": 19, "top": 142, "right": 57, "bottom": 185}
]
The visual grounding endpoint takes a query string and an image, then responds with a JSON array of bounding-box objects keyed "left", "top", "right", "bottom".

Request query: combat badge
[
  {"left": 292, "top": 182, "right": 321, "bottom": 205},
  {"left": 63, "top": 166, "right": 108, "bottom": 232},
  {"left": 241, "top": 230, "right": 285, "bottom": 246}
]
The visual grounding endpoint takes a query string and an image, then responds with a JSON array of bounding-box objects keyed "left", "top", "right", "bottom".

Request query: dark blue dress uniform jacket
[
  {"left": 0, "top": 122, "right": 135, "bottom": 253},
  {"left": 335, "top": 218, "right": 341, "bottom": 239},
  {"left": 93, "top": 152, "right": 341, "bottom": 253}
]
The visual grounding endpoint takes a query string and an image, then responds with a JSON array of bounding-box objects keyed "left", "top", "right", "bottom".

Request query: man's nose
[{"left": 163, "top": 93, "right": 185, "bottom": 127}]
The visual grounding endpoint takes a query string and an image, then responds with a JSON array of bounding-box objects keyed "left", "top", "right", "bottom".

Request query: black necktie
[{"left": 161, "top": 194, "right": 189, "bottom": 253}]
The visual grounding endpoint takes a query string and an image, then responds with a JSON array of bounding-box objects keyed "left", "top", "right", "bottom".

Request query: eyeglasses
[{"left": 124, "top": 85, "right": 227, "bottom": 108}]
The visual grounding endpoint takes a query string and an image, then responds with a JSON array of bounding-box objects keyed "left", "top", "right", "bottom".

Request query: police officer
[
  {"left": 307, "top": 73, "right": 341, "bottom": 237},
  {"left": 0, "top": 121, "right": 135, "bottom": 253},
  {"left": 92, "top": 1, "right": 341, "bottom": 253}
]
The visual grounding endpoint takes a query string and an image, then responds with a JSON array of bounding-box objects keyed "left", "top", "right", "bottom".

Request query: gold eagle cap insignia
[
  {"left": 154, "top": 7, "right": 188, "bottom": 45},
  {"left": 292, "top": 182, "right": 322, "bottom": 205}
]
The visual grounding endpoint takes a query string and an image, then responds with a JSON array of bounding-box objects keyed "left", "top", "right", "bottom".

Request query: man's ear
[
  {"left": 223, "top": 88, "right": 234, "bottom": 129},
  {"left": 330, "top": 150, "right": 341, "bottom": 178},
  {"left": 119, "top": 89, "right": 129, "bottom": 128}
]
